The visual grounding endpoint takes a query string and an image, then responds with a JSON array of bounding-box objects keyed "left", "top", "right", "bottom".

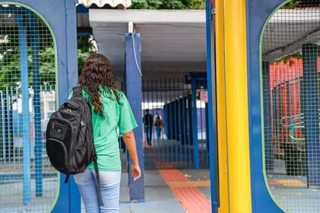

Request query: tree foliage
[
  {"left": 0, "top": 35, "right": 94, "bottom": 92},
  {"left": 273, "top": 53, "right": 303, "bottom": 67},
  {"left": 0, "top": 46, "right": 56, "bottom": 91},
  {"left": 77, "top": 35, "right": 97, "bottom": 75},
  {"left": 282, "top": 0, "right": 320, "bottom": 9},
  {"left": 78, "top": 49, "right": 91, "bottom": 75},
  {"left": 282, "top": 0, "right": 301, "bottom": 9},
  {"left": 78, "top": 35, "right": 96, "bottom": 53},
  {"left": 130, "top": 0, "right": 205, "bottom": 9}
]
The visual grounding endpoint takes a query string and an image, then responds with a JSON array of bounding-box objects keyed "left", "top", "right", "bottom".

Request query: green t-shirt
[{"left": 69, "top": 86, "right": 138, "bottom": 171}]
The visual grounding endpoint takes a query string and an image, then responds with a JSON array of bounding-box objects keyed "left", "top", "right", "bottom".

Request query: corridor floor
[{"left": 81, "top": 169, "right": 212, "bottom": 213}]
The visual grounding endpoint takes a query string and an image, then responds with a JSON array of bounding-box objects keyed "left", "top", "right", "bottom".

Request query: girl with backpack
[{"left": 74, "top": 54, "right": 141, "bottom": 213}]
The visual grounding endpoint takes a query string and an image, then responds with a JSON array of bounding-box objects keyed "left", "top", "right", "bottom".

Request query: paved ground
[
  {"left": 119, "top": 171, "right": 186, "bottom": 213},
  {"left": 2, "top": 158, "right": 320, "bottom": 213},
  {"left": 80, "top": 169, "right": 212, "bottom": 213},
  {"left": 180, "top": 169, "right": 211, "bottom": 200},
  {"left": 0, "top": 176, "right": 58, "bottom": 213}
]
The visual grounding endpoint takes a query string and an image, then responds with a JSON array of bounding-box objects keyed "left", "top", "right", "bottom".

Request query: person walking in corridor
[
  {"left": 73, "top": 53, "right": 141, "bottom": 213},
  {"left": 143, "top": 109, "right": 153, "bottom": 146},
  {"left": 154, "top": 115, "right": 164, "bottom": 140}
]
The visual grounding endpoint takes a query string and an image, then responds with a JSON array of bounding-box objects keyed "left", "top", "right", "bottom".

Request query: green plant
[
  {"left": 130, "top": 0, "right": 205, "bottom": 9},
  {"left": 0, "top": 41, "right": 95, "bottom": 91},
  {"left": 282, "top": 0, "right": 300, "bottom": 9},
  {"left": 273, "top": 53, "right": 303, "bottom": 66}
]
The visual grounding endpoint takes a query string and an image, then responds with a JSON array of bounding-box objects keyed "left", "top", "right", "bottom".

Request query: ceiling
[
  {"left": 87, "top": 8, "right": 320, "bottom": 80},
  {"left": 89, "top": 10, "right": 207, "bottom": 81},
  {"left": 262, "top": 8, "right": 320, "bottom": 62}
]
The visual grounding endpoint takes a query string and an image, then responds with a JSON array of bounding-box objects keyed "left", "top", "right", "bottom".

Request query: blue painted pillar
[
  {"left": 180, "top": 98, "right": 186, "bottom": 145},
  {"left": 27, "top": 12, "right": 43, "bottom": 197},
  {"left": 205, "top": 102, "right": 209, "bottom": 153},
  {"left": 66, "top": 1, "right": 82, "bottom": 212},
  {"left": 182, "top": 97, "right": 188, "bottom": 146},
  {"left": 166, "top": 103, "right": 171, "bottom": 139},
  {"left": 16, "top": 15, "right": 31, "bottom": 205},
  {"left": 272, "top": 88, "right": 279, "bottom": 143},
  {"left": 164, "top": 104, "right": 169, "bottom": 139},
  {"left": 302, "top": 44, "right": 320, "bottom": 187},
  {"left": 174, "top": 99, "right": 180, "bottom": 142},
  {"left": 171, "top": 102, "right": 176, "bottom": 140},
  {"left": 4, "top": 87, "right": 14, "bottom": 162},
  {"left": 263, "top": 62, "right": 274, "bottom": 173},
  {"left": 125, "top": 33, "right": 145, "bottom": 201},
  {"left": 178, "top": 98, "right": 183, "bottom": 144},
  {"left": 0, "top": 91, "right": 6, "bottom": 160},
  {"left": 163, "top": 104, "right": 168, "bottom": 137},
  {"left": 169, "top": 102, "right": 174, "bottom": 140},
  {"left": 187, "top": 94, "right": 194, "bottom": 145},
  {"left": 191, "top": 77, "right": 199, "bottom": 169},
  {"left": 165, "top": 103, "right": 170, "bottom": 139},
  {"left": 206, "top": 0, "right": 219, "bottom": 208}
]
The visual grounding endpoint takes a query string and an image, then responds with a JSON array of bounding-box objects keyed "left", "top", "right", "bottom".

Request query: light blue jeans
[{"left": 74, "top": 169, "right": 121, "bottom": 213}]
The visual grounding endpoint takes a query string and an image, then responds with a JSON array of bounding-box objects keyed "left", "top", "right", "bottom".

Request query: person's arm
[
  {"left": 118, "top": 93, "right": 141, "bottom": 181},
  {"left": 122, "top": 131, "right": 141, "bottom": 181}
]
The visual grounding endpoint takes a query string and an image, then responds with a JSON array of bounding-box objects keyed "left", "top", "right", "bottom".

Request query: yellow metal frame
[
  {"left": 215, "top": 0, "right": 229, "bottom": 212},
  {"left": 217, "top": 0, "right": 252, "bottom": 212}
]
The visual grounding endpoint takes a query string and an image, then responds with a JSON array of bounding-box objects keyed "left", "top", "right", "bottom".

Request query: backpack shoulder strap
[
  {"left": 72, "top": 86, "right": 82, "bottom": 97},
  {"left": 94, "top": 159, "right": 104, "bottom": 206},
  {"left": 64, "top": 175, "right": 70, "bottom": 184}
]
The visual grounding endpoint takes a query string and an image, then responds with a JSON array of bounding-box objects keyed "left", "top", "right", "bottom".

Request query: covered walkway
[
  {"left": 119, "top": 169, "right": 211, "bottom": 213},
  {"left": 2, "top": 0, "right": 320, "bottom": 213},
  {"left": 0, "top": 2, "right": 213, "bottom": 212},
  {"left": 88, "top": 8, "right": 213, "bottom": 211},
  {"left": 89, "top": 9, "right": 209, "bottom": 171}
]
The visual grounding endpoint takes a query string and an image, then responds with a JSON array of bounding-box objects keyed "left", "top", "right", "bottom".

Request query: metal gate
[
  {"left": 0, "top": 4, "right": 57, "bottom": 212},
  {"left": 141, "top": 76, "right": 209, "bottom": 169},
  {"left": 262, "top": 1, "right": 320, "bottom": 212}
]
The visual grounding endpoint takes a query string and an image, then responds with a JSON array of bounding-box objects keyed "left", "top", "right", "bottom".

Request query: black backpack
[{"left": 46, "top": 86, "right": 103, "bottom": 205}]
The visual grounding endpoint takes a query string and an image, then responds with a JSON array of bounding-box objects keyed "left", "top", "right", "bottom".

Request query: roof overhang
[
  {"left": 89, "top": 10, "right": 206, "bottom": 80},
  {"left": 78, "top": 0, "right": 131, "bottom": 8},
  {"left": 263, "top": 8, "right": 320, "bottom": 62},
  {"left": 89, "top": 9, "right": 205, "bottom": 24}
]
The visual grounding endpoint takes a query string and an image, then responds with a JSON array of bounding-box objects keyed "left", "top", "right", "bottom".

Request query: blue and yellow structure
[
  {"left": 210, "top": 0, "right": 252, "bottom": 212},
  {"left": 0, "top": 0, "right": 318, "bottom": 212},
  {"left": 209, "top": 0, "right": 318, "bottom": 212}
]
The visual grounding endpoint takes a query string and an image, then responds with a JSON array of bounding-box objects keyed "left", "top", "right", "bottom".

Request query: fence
[
  {"left": 0, "top": 86, "right": 55, "bottom": 162},
  {"left": 0, "top": 4, "right": 57, "bottom": 212},
  {"left": 262, "top": 2, "right": 320, "bottom": 212},
  {"left": 139, "top": 76, "right": 209, "bottom": 169}
]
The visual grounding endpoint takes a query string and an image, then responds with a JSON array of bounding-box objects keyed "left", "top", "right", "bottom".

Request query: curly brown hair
[{"left": 79, "top": 53, "right": 121, "bottom": 117}]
